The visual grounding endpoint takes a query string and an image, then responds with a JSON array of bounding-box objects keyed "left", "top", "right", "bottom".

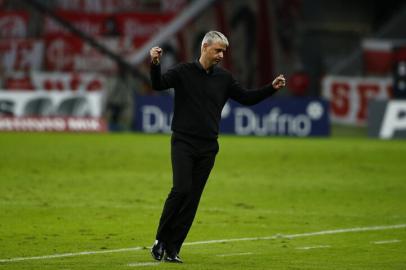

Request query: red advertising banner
[
  {"left": 43, "top": 11, "right": 175, "bottom": 44},
  {"left": 54, "top": 0, "right": 142, "bottom": 13},
  {"left": 53, "top": 0, "right": 186, "bottom": 13},
  {"left": 43, "top": 12, "right": 110, "bottom": 36},
  {"left": 45, "top": 35, "right": 136, "bottom": 72},
  {"left": 161, "top": 0, "right": 187, "bottom": 12},
  {"left": 115, "top": 13, "right": 174, "bottom": 42},
  {"left": 322, "top": 76, "right": 392, "bottom": 126},
  {"left": 0, "top": 89, "right": 106, "bottom": 132},
  {"left": 0, "top": 117, "right": 107, "bottom": 132},
  {"left": 31, "top": 72, "right": 107, "bottom": 91},
  {"left": 5, "top": 72, "right": 107, "bottom": 91},
  {"left": 44, "top": 35, "right": 82, "bottom": 71},
  {"left": 0, "top": 11, "right": 29, "bottom": 38},
  {"left": 4, "top": 72, "right": 34, "bottom": 90},
  {"left": 362, "top": 39, "right": 394, "bottom": 75},
  {"left": 0, "top": 39, "right": 44, "bottom": 72}
]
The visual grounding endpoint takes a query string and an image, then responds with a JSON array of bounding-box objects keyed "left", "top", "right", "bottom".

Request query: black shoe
[
  {"left": 164, "top": 253, "right": 183, "bottom": 263},
  {"left": 151, "top": 240, "right": 165, "bottom": 261}
]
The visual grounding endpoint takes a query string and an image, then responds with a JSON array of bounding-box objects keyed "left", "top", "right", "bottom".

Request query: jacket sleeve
[
  {"left": 150, "top": 63, "right": 179, "bottom": 91},
  {"left": 228, "top": 76, "right": 277, "bottom": 105}
]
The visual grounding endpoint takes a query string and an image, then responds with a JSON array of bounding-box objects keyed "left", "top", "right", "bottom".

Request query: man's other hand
[{"left": 272, "top": 74, "right": 286, "bottom": 90}]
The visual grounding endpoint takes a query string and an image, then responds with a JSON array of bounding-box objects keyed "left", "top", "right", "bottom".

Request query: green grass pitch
[{"left": 0, "top": 133, "right": 405, "bottom": 269}]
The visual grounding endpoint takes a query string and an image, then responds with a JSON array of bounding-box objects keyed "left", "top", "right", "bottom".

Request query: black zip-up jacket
[{"left": 150, "top": 61, "right": 277, "bottom": 139}]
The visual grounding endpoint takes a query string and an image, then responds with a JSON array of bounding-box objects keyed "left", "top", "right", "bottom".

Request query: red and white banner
[
  {"left": 31, "top": 72, "right": 107, "bottom": 92},
  {"left": 5, "top": 72, "right": 107, "bottom": 91},
  {"left": 0, "top": 117, "right": 107, "bottom": 132},
  {"left": 53, "top": 0, "right": 142, "bottom": 13},
  {"left": 43, "top": 11, "right": 176, "bottom": 40},
  {"left": 161, "top": 0, "right": 187, "bottom": 12},
  {"left": 4, "top": 72, "right": 33, "bottom": 90},
  {"left": 0, "top": 39, "right": 44, "bottom": 71},
  {"left": 322, "top": 76, "right": 392, "bottom": 126},
  {"left": 362, "top": 39, "right": 393, "bottom": 75},
  {"left": 0, "top": 90, "right": 104, "bottom": 117},
  {"left": 115, "top": 13, "right": 174, "bottom": 43},
  {"left": 0, "top": 11, "right": 29, "bottom": 38},
  {"left": 53, "top": 0, "right": 186, "bottom": 13},
  {"left": 44, "top": 12, "right": 109, "bottom": 36},
  {"left": 0, "top": 90, "right": 106, "bottom": 132},
  {"left": 45, "top": 35, "right": 135, "bottom": 71}
]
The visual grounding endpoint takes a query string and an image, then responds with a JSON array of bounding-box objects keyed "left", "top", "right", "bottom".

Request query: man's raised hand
[{"left": 150, "top": 47, "right": 163, "bottom": 64}]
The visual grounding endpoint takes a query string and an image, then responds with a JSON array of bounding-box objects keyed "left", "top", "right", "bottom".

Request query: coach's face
[{"left": 202, "top": 42, "right": 227, "bottom": 67}]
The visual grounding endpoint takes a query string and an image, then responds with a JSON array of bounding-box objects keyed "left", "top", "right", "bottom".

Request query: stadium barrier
[
  {"left": 368, "top": 100, "right": 406, "bottom": 139},
  {"left": 322, "top": 75, "right": 392, "bottom": 126},
  {"left": 0, "top": 90, "right": 106, "bottom": 132},
  {"left": 132, "top": 95, "right": 330, "bottom": 137}
]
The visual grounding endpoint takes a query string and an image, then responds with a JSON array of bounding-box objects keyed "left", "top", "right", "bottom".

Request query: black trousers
[{"left": 155, "top": 132, "right": 219, "bottom": 254}]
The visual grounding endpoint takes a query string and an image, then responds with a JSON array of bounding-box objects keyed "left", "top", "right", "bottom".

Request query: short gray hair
[{"left": 201, "top": 31, "right": 229, "bottom": 49}]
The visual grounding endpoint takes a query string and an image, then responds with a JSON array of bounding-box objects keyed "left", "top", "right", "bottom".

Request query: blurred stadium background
[
  {"left": 0, "top": 0, "right": 405, "bottom": 137},
  {"left": 1, "top": 0, "right": 406, "bottom": 269}
]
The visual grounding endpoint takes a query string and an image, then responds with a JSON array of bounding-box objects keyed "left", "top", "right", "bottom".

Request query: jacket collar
[{"left": 194, "top": 59, "right": 215, "bottom": 75}]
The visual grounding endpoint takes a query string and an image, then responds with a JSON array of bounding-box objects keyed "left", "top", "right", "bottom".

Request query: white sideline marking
[
  {"left": 127, "top": 262, "right": 160, "bottom": 267},
  {"left": 296, "top": 245, "right": 330, "bottom": 250},
  {"left": 0, "top": 247, "right": 143, "bottom": 263},
  {"left": 216, "top": 252, "right": 253, "bottom": 257},
  {"left": 183, "top": 224, "right": 406, "bottom": 246},
  {"left": 373, "top": 239, "right": 401, "bottom": 245},
  {"left": 1, "top": 224, "right": 405, "bottom": 263}
]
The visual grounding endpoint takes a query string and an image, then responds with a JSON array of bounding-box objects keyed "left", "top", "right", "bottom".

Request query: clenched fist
[
  {"left": 272, "top": 74, "right": 286, "bottom": 90},
  {"left": 150, "top": 46, "right": 163, "bottom": 64}
]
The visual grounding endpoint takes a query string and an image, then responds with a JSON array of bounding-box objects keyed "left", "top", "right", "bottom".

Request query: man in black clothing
[{"left": 150, "top": 31, "right": 285, "bottom": 263}]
